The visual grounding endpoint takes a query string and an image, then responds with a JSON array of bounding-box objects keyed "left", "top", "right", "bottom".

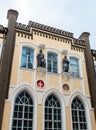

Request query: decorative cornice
[
  {"left": 71, "top": 38, "right": 86, "bottom": 52},
  {"left": 15, "top": 22, "right": 32, "bottom": 39},
  {"left": 15, "top": 21, "right": 86, "bottom": 51},
  {"left": 28, "top": 21, "right": 73, "bottom": 38},
  {"left": 15, "top": 22, "right": 30, "bottom": 32},
  {"left": 73, "top": 38, "right": 85, "bottom": 47}
]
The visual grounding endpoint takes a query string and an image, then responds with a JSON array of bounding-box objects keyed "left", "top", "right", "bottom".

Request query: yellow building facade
[{"left": 0, "top": 9, "right": 96, "bottom": 130}]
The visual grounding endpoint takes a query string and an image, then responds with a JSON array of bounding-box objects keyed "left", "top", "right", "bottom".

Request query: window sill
[
  {"left": 20, "top": 67, "right": 35, "bottom": 71},
  {"left": 47, "top": 71, "right": 60, "bottom": 76},
  {"left": 70, "top": 76, "right": 83, "bottom": 80}
]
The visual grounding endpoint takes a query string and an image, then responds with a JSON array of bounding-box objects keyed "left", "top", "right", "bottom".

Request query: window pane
[
  {"left": 94, "top": 65, "right": 96, "bottom": 73},
  {"left": 21, "top": 47, "right": 34, "bottom": 69},
  {"left": 70, "top": 57, "right": 79, "bottom": 77},
  {"left": 47, "top": 53, "right": 58, "bottom": 73}
]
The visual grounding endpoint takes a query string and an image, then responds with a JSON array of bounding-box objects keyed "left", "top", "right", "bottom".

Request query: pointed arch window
[
  {"left": 44, "top": 95, "right": 61, "bottom": 130},
  {"left": 12, "top": 91, "right": 33, "bottom": 130},
  {"left": 71, "top": 97, "right": 87, "bottom": 130}
]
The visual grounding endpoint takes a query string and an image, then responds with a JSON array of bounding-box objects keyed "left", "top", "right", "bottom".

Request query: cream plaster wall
[{"left": 2, "top": 32, "right": 96, "bottom": 130}]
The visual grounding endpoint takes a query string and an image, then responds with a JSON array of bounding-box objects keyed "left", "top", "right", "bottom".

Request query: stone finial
[
  {"left": 79, "top": 32, "right": 90, "bottom": 39},
  {"left": 7, "top": 9, "right": 18, "bottom": 21}
]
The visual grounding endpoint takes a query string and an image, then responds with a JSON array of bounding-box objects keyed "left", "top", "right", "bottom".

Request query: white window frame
[
  {"left": 94, "top": 63, "right": 96, "bottom": 73},
  {"left": 12, "top": 91, "right": 34, "bottom": 130},
  {"left": 0, "top": 43, "right": 3, "bottom": 58},
  {"left": 44, "top": 95, "right": 62, "bottom": 130},
  {"left": 21, "top": 47, "right": 34, "bottom": 69},
  {"left": 68, "top": 53, "right": 83, "bottom": 78},
  {"left": 20, "top": 44, "right": 36, "bottom": 70},
  {"left": 69, "top": 93, "right": 92, "bottom": 130},
  {"left": 71, "top": 97, "right": 87, "bottom": 130},
  {"left": 43, "top": 89, "right": 66, "bottom": 130},
  {"left": 70, "top": 57, "right": 80, "bottom": 77},
  {"left": 9, "top": 84, "right": 37, "bottom": 130},
  {"left": 46, "top": 49, "right": 60, "bottom": 74}
]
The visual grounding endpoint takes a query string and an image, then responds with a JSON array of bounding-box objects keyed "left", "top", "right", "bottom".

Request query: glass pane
[
  {"left": 18, "top": 120, "right": 22, "bottom": 127},
  {"left": 21, "top": 55, "right": 27, "bottom": 67},
  {"left": 13, "top": 120, "right": 17, "bottom": 126},
  {"left": 47, "top": 53, "right": 57, "bottom": 73},
  {"left": 21, "top": 47, "right": 34, "bottom": 69},
  {"left": 29, "top": 121, "right": 32, "bottom": 127},
  {"left": 70, "top": 57, "right": 79, "bottom": 77},
  {"left": 18, "top": 111, "right": 23, "bottom": 118}
]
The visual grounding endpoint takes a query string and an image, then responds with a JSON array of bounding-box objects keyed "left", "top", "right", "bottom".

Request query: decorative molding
[
  {"left": 37, "top": 67, "right": 46, "bottom": 77},
  {"left": 15, "top": 21, "right": 86, "bottom": 50},
  {"left": 62, "top": 72, "right": 70, "bottom": 80},
  {"left": 62, "top": 84, "right": 70, "bottom": 91},
  {"left": 61, "top": 49, "right": 68, "bottom": 55},
  {"left": 73, "top": 38, "right": 85, "bottom": 46},
  {"left": 28, "top": 21, "right": 73, "bottom": 38},
  {"left": 38, "top": 44, "right": 45, "bottom": 49},
  {"left": 33, "top": 29, "right": 72, "bottom": 43}
]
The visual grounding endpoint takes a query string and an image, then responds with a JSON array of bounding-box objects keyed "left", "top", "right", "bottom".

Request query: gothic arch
[
  {"left": 42, "top": 89, "right": 66, "bottom": 130},
  {"left": 69, "top": 92, "right": 92, "bottom": 130},
  {"left": 9, "top": 83, "right": 37, "bottom": 130}
]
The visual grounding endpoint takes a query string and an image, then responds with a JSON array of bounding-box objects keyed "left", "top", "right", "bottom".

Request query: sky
[{"left": 0, "top": 0, "right": 96, "bottom": 49}]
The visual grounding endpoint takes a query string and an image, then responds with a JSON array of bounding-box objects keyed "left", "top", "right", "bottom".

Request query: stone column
[
  {"left": 79, "top": 32, "right": 96, "bottom": 119},
  {"left": 0, "top": 9, "right": 18, "bottom": 129}
]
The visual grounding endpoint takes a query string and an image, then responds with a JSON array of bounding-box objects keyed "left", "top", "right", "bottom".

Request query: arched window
[
  {"left": 45, "top": 95, "right": 61, "bottom": 130},
  {"left": 12, "top": 91, "right": 33, "bottom": 130},
  {"left": 71, "top": 97, "right": 87, "bottom": 130}
]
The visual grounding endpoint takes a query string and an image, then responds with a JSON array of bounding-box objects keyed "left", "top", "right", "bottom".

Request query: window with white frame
[
  {"left": 21, "top": 47, "right": 34, "bottom": 69},
  {"left": 70, "top": 57, "right": 79, "bottom": 77},
  {"left": 12, "top": 91, "right": 33, "bottom": 130},
  {"left": 0, "top": 44, "right": 2, "bottom": 58},
  {"left": 44, "top": 95, "right": 61, "bottom": 130},
  {"left": 94, "top": 64, "right": 96, "bottom": 73},
  {"left": 47, "top": 52, "right": 58, "bottom": 73},
  {"left": 71, "top": 97, "right": 87, "bottom": 130}
]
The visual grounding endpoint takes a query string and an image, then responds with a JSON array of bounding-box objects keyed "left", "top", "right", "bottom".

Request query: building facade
[{"left": 0, "top": 9, "right": 96, "bottom": 130}]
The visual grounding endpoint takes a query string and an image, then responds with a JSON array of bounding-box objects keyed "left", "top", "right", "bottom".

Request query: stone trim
[
  {"left": 71, "top": 46, "right": 84, "bottom": 52},
  {"left": 15, "top": 21, "right": 86, "bottom": 51},
  {"left": 33, "top": 29, "right": 72, "bottom": 43},
  {"left": 15, "top": 31, "right": 32, "bottom": 39},
  {"left": 28, "top": 21, "right": 73, "bottom": 38},
  {"left": 15, "top": 22, "right": 30, "bottom": 31},
  {"left": 73, "top": 38, "right": 85, "bottom": 46}
]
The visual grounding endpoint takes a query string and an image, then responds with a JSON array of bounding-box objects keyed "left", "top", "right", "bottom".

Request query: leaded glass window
[
  {"left": 21, "top": 47, "right": 34, "bottom": 69},
  {"left": 70, "top": 57, "right": 79, "bottom": 77},
  {"left": 12, "top": 91, "right": 33, "bottom": 130},
  {"left": 71, "top": 97, "right": 87, "bottom": 130},
  {"left": 45, "top": 95, "right": 61, "bottom": 130},
  {"left": 47, "top": 52, "right": 58, "bottom": 73}
]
